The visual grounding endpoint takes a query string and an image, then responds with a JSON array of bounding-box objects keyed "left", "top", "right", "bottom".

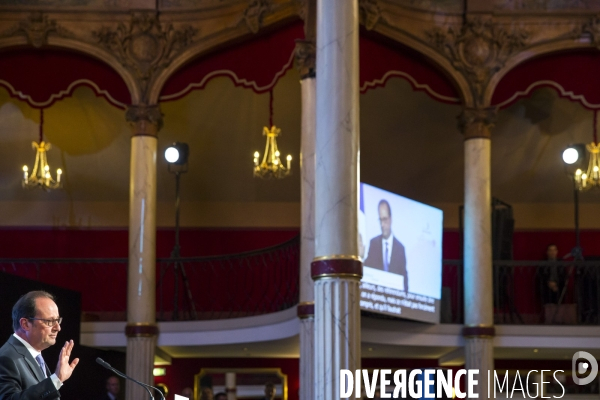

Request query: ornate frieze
[
  {"left": 93, "top": 13, "right": 196, "bottom": 102},
  {"left": 1, "top": 12, "right": 73, "bottom": 48},
  {"left": 428, "top": 18, "right": 529, "bottom": 106}
]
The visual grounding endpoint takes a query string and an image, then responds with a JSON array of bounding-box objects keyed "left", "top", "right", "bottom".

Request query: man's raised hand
[{"left": 55, "top": 340, "right": 79, "bottom": 382}]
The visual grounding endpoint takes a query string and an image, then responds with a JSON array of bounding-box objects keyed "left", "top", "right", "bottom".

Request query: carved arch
[
  {"left": 484, "top": 39, "right": 592, "bottom": 107},
  {"left": 0, "top": 36, "right": 141, "bottom": 104},
  {"left": 370, "top": 24, "right": 474, "bottom": 107}
]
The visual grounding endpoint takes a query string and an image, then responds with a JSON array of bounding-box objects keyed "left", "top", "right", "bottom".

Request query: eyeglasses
[{"left": 28, "top": 317, "right": 62, "bottom": 327}]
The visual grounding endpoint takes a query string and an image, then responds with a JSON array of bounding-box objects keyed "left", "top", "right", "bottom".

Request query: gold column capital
[
  {"left": 126, "top": 104, "right": 163, "bottom": 136},
  {"left": 458, "top": 107, "right": 497, "bottom": 140}
]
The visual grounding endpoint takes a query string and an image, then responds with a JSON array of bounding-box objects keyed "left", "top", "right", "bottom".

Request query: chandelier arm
[
  {"left": 261, "top": 130, "right": 270, "bottom": 166},
  {"left": 39, "top": 108, "right": 44, "bottom": 144}
]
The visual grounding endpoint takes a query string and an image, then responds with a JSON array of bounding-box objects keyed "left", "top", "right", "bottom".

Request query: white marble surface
[
  {"left": 314, "top": 279, "right": 361, "bottom": 400},
  {"left": 225, "top": 372, "right": 236, "bottom": 400},
  {"left": 465, "top": 337, "right": 494, "bottom": 400},
  {"left": 126, "top": 336, "right": 156, "bottom": 400},
  {"left": 301, "top": 77, "right": 316, "bottom": 303},
  {"left": 299, "top": 317, "right": 314, "bottom": 400},
  {"left": 314, "top": 0, "right": 360, "bottom": 258},
  {"left": 128, "top": 135, "right": 158, "bottom": 324},
  {"left": 463, "top": 138, "right": 493, "bottom": 327}
]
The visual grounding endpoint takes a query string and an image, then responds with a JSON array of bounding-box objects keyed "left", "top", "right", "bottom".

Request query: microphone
[{"left": 96, "top": 358, "right": 165, "bottom": 400}]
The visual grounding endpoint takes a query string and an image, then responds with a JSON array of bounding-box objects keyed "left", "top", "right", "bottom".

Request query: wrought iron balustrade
[
  {"left": 442, "top": 259, "right": 600, "bottom": 325},
  {"left": 0, "top": 236, "right": 299, "bottom": 322}
]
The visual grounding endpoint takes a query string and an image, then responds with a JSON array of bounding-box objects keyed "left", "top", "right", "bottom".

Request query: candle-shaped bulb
[
  {"left": 286, "top": 155, "right": 292, "bottom": 161},
  {"left": 594, "top": 166, "right": 599, "bottom": 172},
  {"left": 44, "top": 165, "right": 49, "bottom": 172},
  {"left": 576, "top": 169, "right": 582, "bottom": 175},
  {"left": 45, "top": 172, "right": 50, "bottom": 179},
  {"left": 254, "top": 151, "right": 259, "bottom": 158},
  {"left": 23, "top": 165, "right": 28, "bottom": 172},
  {"left": 57, "top": 169, "right": 62, "bottom": 183}
]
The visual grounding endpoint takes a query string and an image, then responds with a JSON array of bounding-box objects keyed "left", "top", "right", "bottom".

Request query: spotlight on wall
[
  {"left": 562, "top": 144, "right": 585, "bottom": 165},
  {"left": 165, "top": 142, "right": 189, "bottom": 165}
]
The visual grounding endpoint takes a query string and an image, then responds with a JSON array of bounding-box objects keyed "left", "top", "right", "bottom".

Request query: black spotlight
[{"left": 164, "top": 142, "right": 189, "bottom": 165}]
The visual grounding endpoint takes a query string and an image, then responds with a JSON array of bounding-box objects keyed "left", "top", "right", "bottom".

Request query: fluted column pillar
[
  {"left": 225, "top": 372, "right": 236, "bottom": 400},
  {"left": 312, "top": 0, "right": 361, "bottom": 398},
  {"left": 296, "top": 10, "right": 317, "bottom": 399},
  {"left": 459, "top": 108, "right": 496, "bottom": 400},
  {"left": 125, "top": 105, "right": 162, "bottom": 400}
]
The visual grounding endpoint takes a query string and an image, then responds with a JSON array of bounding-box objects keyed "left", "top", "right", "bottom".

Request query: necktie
[
  {"left": 384, "top": 241, "right": 389, "bottom": 272},
  {"left": 35, "top": 354, "right": 47, "bottom": 378}
]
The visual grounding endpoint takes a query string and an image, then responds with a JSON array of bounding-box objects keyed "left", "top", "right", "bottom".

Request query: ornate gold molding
[
  {"left": 427, "top": 17, "right": 529, "bottom": 107},
  {"left": 0, "top": 12, "right": 73, "bottom": 48},
  {"left": 93, "top": 12, "right": 197, "bottom": 103}
]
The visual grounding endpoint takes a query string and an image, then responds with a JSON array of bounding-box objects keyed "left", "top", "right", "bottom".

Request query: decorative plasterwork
[
  {"left": 93, "top": 13, "right": 197, "bottom": 103},
  {"left": 494, "top": 0, "right": 598, "bottom": 11},
  {"left": 457, "top": 107, "right": 497, "bottom": 139},
  {"left": 580, "top": 16, "right": 600, "bottom": 48},
  {"left": 428, "top": 18, "right": 529, "bottom": 107},
  {"left": 244, "top": 0, "right": 271, "bottom": 33},
  {"left": 294, "top": 39, "right": 315, "bottom": 79},
  {"left": 0, "top": 12, "right": 73, "bottom": 48},
  {"left": 359, "top": 0, "right": 381, "bottom": 31},
  {"left": 126, "top": 104, "right": 164, "bottom": 134}
]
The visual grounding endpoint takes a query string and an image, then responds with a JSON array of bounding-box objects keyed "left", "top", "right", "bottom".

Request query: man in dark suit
[
  {"left": 0, "top": 291, "right": 79, "bottom": 400},
  {"left": 364, "top": 200, "right": 409, "bottom": 292},
  {"left": 98, "top": 376, "right": 120, "bottom": 400}
]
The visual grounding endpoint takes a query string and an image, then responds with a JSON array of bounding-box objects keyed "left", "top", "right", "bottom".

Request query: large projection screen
[{"left": 359, "top": 183, "right": 443, "bottom": 323}]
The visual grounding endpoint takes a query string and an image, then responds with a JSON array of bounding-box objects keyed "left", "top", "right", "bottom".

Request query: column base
[
  {"left": 465, "top": 337, "right": 494, "bottom": 400},
  {"left": 126, "top": 334, "right": 157, "bottom": 400},
  {"left": 299, "top": 316, "right": 314, "bottom": 400}
]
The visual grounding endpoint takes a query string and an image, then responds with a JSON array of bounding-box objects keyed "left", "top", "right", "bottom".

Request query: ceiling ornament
[
  {"left": 1, "top": 12, "right": 73, "bottom": 48},
  {"left": 427, "top": 18, "right": 529, "bottom": 106},
  {"left": 93, "top": 13, "right": 197, "bottom": 102},
  {"left": 22, "top": 109, "right": 63, "bottom": 191},
  {"left": 244, "top": 0, "right": 271, "bottom": 33},
  {"left": 253, "top": 89, "right": 292, "bottom": 179},
  {"left": 359, "top": 0, "right": 381, "bottom": 31}
]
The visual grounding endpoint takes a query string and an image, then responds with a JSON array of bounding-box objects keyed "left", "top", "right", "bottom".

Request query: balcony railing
[
  {"left": 0, "top": 236, "right": 299, "bottom": 321},
  {"left": 442, "top": 260, "right": 600, "bottom": 325},
  {"left": 1, "top": 243, "right": 598, "bottom": 325}
]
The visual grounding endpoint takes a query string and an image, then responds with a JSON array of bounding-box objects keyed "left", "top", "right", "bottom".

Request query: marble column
[
  {"left": 295, "top": 28, "right": 317, "bottom": 400},
  {"left": 459, "top": 108, "right": 496, "bottom": 400},
  {"left": 225, "top": 372, "right": 236, "bottom": 400},
  {"left": 125, "top": 104, "right": 162, "bottom": 400},
  {"left": 312, "top": 0, "right": 361, "bottom": 398}
]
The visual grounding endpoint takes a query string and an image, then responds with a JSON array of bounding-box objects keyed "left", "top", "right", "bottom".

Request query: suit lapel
[{"left": 8, "top": 336, "right": 46, "bottom": 382}]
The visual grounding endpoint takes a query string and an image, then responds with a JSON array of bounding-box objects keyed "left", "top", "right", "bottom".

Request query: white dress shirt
[
  {"left": 381, "top": 234, "right": 394, "bottom": 268},
  {"left": 12, "top": 333, "right": 62, "bottom": 389}
]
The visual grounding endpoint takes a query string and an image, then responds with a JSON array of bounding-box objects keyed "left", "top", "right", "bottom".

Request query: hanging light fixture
[
  {"left": 22, "top": 109, "right": 62, "bottom": 190},
  {"left": 563, "top": 111, "right": 600, "bottom": 191},
  {"left": 253, "top": 89, "right": 292, "bottom": 179}
]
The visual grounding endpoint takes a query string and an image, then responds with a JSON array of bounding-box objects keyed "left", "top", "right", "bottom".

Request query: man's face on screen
[{"left": 378, "top": 203, "right": 392, "bottom": 239}]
